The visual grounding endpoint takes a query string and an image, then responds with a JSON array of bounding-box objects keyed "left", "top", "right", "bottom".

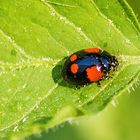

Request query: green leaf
[{"left": 0, "top": 0, "right": 140, "bottom": 139}]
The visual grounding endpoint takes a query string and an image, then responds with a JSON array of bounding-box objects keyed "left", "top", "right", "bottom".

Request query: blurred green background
[{"left": 30, "top": 1, "right": 140, "bottom": 140}]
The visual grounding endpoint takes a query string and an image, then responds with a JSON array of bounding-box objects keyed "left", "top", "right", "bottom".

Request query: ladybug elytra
[{"left": 62, "top": 48, "right": 118, "bottom": 85}]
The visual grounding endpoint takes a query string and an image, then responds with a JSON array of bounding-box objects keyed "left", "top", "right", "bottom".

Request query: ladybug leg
[
  {"left": 106, "top": 72, "right": 111, "bottom": 80},
  {"left": 111, "top": 65, "right": 117, "bottom": 72},
  {"left": 74, "top": 85, "right": 81, "bottom": 89},
  {"left": 103, "top": 69, "right": 109, "bottom": 79},
  {"left": 81, "top": 82, "right": 90, "bottom": 88},
  {"left": 74, "top": 83, "right": 87, "bottom": 89},
  {"left": 106, "top": 72, "right": 113, "bottom": 80},
  {"left": 97, "top": 81, "right": 101, "bottom": 87},
  {"left": 107, "top": 75, "right": 112, "bottom": 80}
]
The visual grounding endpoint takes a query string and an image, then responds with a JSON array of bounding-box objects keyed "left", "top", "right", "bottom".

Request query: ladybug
[{"left": 62, "top": 48, "right": 118, "bottom": 86}]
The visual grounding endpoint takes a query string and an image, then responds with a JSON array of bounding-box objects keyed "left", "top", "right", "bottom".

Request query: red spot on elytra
[
  {"left": 70, "top": 54, "right": 77, "bottom": 62},
  {"left": 86, "top": 66, "right": 103, "bottom": 82},
  {"left": 85, "top": 48, "right": 100, "bottom": 53},
  {"left": 70, "top": 63, "right": 78, "bottom": 74}
]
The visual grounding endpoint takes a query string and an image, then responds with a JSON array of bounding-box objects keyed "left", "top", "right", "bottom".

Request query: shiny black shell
[{"left": 62, "top": 48, "right": 118, "bottom": 85}]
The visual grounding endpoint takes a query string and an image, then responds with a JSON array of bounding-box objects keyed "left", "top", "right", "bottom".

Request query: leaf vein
[
  {"left": 0, "top": 29, "right": 32, "bottom": 59},
  {"left": 90, "top": 0, "right": 140, "bottom": 52},
  {"left": 40, "top": 0, "right": 95, "bottom": 46}
]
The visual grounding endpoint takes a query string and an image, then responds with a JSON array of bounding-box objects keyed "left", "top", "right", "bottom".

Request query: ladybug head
[{"left": 99, "top": 55, "right": 119, "bottom": 74}]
